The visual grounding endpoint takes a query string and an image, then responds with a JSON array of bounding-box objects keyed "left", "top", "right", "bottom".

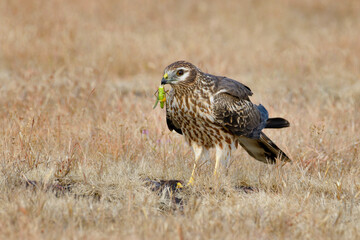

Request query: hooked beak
[{"left": 161, "top": 73, "right": 168, "bottom": 85}]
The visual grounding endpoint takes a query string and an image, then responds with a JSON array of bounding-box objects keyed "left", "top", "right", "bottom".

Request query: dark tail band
[{"left": 265, "top": 118, "right": 290, "bottom": 129}]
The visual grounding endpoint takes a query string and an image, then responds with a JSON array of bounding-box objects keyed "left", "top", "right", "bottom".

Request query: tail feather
[
  {"left": 238, "top": 132, "right": 291, "bottom": 164},
  {"left": 265, "top": 117, "right": 290, "bottom": 129}
]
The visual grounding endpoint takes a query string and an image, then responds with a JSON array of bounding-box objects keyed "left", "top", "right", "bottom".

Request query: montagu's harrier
[{"left": 161, "top": 61, "right": 290, "bottom": 185}]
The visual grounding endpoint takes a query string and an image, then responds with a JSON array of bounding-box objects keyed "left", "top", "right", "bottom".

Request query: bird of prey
[{"left": 161, "top": 61, "right": 291, "bottom": 185}]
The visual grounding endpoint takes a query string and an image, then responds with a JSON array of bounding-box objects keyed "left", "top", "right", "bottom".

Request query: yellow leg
[
  {"left": 187, "top": 143, "right": 204, "bottom": 186},
  {"left": 187, "top": 169, "right": 196, "bottom": 186}
]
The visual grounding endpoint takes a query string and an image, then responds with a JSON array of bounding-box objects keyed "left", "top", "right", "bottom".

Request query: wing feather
[
  {"left": 211, "top": 76, "right": 268, "bottom": 138},
  {"left": 212, "top": 93, "right": 265, "bottom": 138},
  {"left": 238, "top": 133, "right": 291, "bottom": 163},
  {"left": 213, "top": 76, "right": 253, "bottom": 100},
  {"left": 165, "top": 89, "right": 182, "bottom": 135}
]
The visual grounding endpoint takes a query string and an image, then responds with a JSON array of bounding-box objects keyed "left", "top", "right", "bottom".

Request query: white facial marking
[{"left": 175, "top": 67, "right": 189, "bottom": 82}]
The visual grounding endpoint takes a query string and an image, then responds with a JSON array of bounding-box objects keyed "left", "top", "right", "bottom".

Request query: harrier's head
[{"left": 161, "top": 61, "right": 199, "bottom": 86}]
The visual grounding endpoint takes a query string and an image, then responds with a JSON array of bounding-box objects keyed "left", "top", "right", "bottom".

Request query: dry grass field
[{"left": 1, "top": 0, "right": 360, "bottom": 239}]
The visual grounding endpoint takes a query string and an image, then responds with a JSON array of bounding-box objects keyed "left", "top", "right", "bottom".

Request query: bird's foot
[
  {"left": 175, "top": 176, "right": 194, "bottom": 189},
  {"left": 176, "top": 182, "right": 184, "bottom": 189}
]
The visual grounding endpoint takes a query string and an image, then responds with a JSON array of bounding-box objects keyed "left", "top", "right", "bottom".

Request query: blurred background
[{"left": 1, "top": 0, "right": 359, "bottom": 78}]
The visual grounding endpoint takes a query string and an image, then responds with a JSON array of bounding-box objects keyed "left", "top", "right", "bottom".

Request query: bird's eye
[{"left": 176, "top": 69, "right": 184, "bottom": 76}]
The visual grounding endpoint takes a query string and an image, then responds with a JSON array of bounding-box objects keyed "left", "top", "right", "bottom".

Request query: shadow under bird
[{"left": 160, "top": 61, "right": 291, "bottom": 186}]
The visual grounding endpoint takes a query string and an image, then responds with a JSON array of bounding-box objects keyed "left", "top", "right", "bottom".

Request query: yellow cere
[{"left": 163, "top": 73, "right": 168, "bottom": 79}]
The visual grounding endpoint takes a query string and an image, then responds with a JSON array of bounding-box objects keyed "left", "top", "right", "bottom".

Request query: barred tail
[{"left": 238, "top": 132, "right": 291, "bottom": 164}]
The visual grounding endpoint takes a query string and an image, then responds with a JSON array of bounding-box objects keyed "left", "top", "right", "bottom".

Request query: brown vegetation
[{"left": 0, "top": 0, "right": 359, "bottom": 239}]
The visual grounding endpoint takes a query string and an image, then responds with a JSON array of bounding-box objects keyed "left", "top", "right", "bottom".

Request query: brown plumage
[{"left": 161, "top": 61, "right": 290, "bottom": 184}]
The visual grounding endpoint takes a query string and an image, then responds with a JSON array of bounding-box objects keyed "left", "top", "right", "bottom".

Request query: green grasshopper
[{"left": 153, "top": 85, "right": 167, "bottom": 109}]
